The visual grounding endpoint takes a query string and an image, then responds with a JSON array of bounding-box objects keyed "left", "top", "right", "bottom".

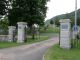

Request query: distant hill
[{"left": 45, "top": 9, "right": 80, "bottom": 26}]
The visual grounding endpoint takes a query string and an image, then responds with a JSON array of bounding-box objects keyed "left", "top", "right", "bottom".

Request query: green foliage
[
  {"left": 71, "top": 39, "right": 80, "bottom": 48},
  {"left": 0, "top": 17, "right": 9, "bottom": 29},
  {"left": 0, "top": 0, "right": 7, "bottom": 15},
  {"left": 0, "top": 17, "right": 9, "bottom": 35},
  {"left": 7, "top": 0, "right": 49, "bottom": 26}
]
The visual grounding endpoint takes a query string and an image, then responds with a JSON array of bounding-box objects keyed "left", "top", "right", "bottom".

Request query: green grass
[
  {"left": 0, "top": 42, "right": 20, "bottom": 49},
  {"left": 40, "top": 27, "right": 59, "bottom": 33},
  {"left": 45, "top": 45, "right": 80, "bottom": 60},
  {"left": 71, "top": 39, "right": 80, "bottom": 48},
  {"left": 0, "top": 36, "right": 48, "bottom": 49},
  {"left": 26, "top": 36, "right": 48, "bottom": 44}
]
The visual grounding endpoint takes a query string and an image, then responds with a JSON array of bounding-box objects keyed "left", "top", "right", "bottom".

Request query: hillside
[{"left": 45, "top": 9, "right": 80, "bottom": 26}]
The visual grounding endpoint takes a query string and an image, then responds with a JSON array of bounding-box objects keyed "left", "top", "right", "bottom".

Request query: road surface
[{"left": 0, "top": 36, "right": 59, "bottom": 60}]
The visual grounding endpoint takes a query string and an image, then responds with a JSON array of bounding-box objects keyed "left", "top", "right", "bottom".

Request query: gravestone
[
  {"left": 17, "top": 22, "right": 27, "bottom": 43},
  {"left": 8, "top": 26, "right": 16, "bottom": 42},
  {"left": 59, "top": 19, "right": 71, "bottom": 49}
]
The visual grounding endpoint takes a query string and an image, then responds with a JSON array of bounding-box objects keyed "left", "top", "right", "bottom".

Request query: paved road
[{"left": 0, "top": 36, "right": 59, "bottom": 60}]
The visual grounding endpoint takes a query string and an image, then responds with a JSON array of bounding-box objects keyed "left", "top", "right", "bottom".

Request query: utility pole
[
  {"left": 75, "top": 0, "right": 77, "bottom": 27},
  {"left": 72, "top": 0, "right": 78, "bottom": 40}
]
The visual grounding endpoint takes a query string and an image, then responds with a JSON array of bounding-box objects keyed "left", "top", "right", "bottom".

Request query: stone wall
[{"left": 0, "top": 35, "right": 8, "bottom": 42}]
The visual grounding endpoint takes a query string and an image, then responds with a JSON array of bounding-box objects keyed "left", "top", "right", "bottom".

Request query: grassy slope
[{"left": 45, "top": 45, "right": 80, "bottom": 60}]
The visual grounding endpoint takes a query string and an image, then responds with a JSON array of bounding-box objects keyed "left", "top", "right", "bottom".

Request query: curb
[
  {"left": 42, "top": 47, "right": 51, "bottom": 60},
  {"left": 42, "top": 51, "right": 46, "bottom": 60},
  {"left": 42, "top": 54, "right": 45, "bottom": 60}
]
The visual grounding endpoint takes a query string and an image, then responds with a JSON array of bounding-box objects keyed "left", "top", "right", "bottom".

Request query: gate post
[
  {"left": 8, "top": 26, "right": 16, "bottom": 42},
  {"left": 59, "top": 19, "right": 71, "bottom": 49},
  {"left": 17, "top": 22, "right": 27, "bottom": 43}
]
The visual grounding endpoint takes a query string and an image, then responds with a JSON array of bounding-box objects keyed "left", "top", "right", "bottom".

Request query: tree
[
  {"left": 0, "top": 17, "right": 9, "bottom": 35},
  {"left": 7, "top": 0, "right": 49, "bottom": 39},
  {"left": 4, "top": 0, "right": 49, "bottom": 39},
  {"left": 7, "top": 0, "right": 49, "bottom": 26}
]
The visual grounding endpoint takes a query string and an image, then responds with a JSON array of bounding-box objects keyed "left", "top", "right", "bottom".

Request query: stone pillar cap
[
  {"left": 59, "top": 19, "right": 71, "bottom": 23},
  {"left": 17, "top": 22, "right": 27, "bottom": 25},
  {"left": 8, "top": 26, "right": 16, "bottom": 29}
]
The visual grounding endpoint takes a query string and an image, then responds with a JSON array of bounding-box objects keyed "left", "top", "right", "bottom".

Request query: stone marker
[
  {"left": 8, "top": 26, "right": 16, "bottom": 42},
  {"left": 59, "top": 19, "right": 71, "bottom": 49},
  {"left": 17, "top": 22, "right": 27, "bottom": 43}
]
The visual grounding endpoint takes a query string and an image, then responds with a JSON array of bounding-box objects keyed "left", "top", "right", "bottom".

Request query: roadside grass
[
  {"left": 0, "top": 36, "right": 48, "bottom": 49},
  {"left": 40, "top": 27, "right": 59, "bottom": 33},
  {"left": 44, "top": 44, "right": 80, "bottom": 60},
  {"left": 0, "top": 42, "right": 20, "bottom": 49}
]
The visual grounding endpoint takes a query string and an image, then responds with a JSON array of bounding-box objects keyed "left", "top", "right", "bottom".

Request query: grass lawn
[
  {"left": 40, "top": 27, "right": 59, "bottom": 33},
  {"left": 0, "top": 36, "right": 48, "bottom": 49},
  {"left": 26, "top": 36, "right": 48, "bottom": 44},
  {"left": 45, "top": 45, "right": 80, "bottom": 60},
  {"left": 0, "top": 42, "right": 21, "bottom": 49}
]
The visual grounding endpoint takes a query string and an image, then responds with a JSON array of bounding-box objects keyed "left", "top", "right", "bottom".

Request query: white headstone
[
  {"left": 59, "top": 19, "right": 71, "bottom": 49},
  {"left": 8, "top": 26, "right": 16, "bottom": 42},
  {"left": 17, "top": 22, "right": 27, "bottom": 43}
]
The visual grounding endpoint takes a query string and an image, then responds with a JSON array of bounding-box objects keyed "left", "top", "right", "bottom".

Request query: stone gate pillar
[
  {"left": 17, "top": 22, "right": 27, "bottom": 43},
  {"left": 59, "top": 19, "right": 71, "bottom": 49},
  {"left": 8, "top": 26, "right": 16, "bottom": 42}
]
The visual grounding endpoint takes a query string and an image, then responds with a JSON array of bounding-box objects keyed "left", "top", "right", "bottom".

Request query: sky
[{"left": 45, "top": 0, "right": 80, "bottom": 20}]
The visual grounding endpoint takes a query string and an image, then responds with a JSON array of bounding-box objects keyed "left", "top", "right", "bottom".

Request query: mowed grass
[
  {"left": 26, "top": 36, "right": 48, "bottom": 44},
  {"left": 40, "top": 27, "right": 59, "bottom": 33},
  {"left": 0, "top": 42, "right": 20, "bottom": 49},
  {"left": 0, "top": 36, "right": 48, "bottom": 49},
  {"left": 45, "top": 45, "right": 80, "bottom": 60}
]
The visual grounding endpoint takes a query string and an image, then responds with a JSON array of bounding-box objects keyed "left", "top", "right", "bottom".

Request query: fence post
[{"left": 8, "top": 26, "right": 16, "bottom": 42}]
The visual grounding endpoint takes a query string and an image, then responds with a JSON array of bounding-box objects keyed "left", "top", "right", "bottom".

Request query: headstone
[
  {"left": 17, "top": 22, "right": 27, "bottom": 43},
  {"left": 59, "top": 19, "right": 71, "bottom": 49},
  {"left": 8, "top": 26, "right": 16, "bottom": 42}
]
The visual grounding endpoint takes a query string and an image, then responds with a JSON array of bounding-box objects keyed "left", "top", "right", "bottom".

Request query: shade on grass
[{"left": 45, "top": 45, "right": 80, "bottom": 60}]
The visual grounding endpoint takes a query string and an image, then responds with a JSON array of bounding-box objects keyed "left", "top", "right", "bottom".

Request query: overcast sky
[{"left": 45, "top": 0, "right": 80, "bottom": 20}]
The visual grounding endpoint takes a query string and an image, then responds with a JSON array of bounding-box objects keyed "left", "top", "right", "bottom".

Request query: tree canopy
[
  {"left": 7, "top": 0, "right": 49, "bottom": 26},
  {"left": 0, "top": 0, "right": 7, "bottom": 15}
]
